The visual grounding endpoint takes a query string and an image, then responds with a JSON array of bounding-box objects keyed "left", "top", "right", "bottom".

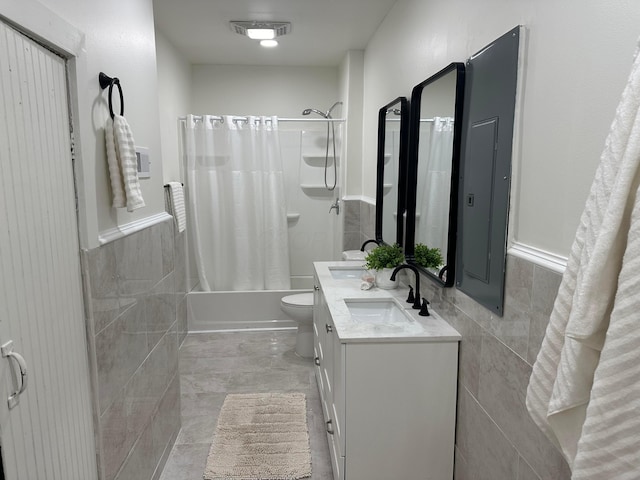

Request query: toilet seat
[{"left": 281, "top": 293, "right": 313, "bottom": 309}]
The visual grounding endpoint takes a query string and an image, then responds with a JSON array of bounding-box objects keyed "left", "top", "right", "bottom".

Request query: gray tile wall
[
  {"left": 175, "top": 226, "right": 189, "bottom": 345},
  {"left": 425, "top": 256, "right": 570, "bottom": 480},
  {"left": 342, "top": 199, "right": 376, "bottom": 251},
  {"left": 342, "top": 202, "right": 570, "bottom": 480},
  {"left": 82, "top": 217, "right": 188, "bottom": 480}
]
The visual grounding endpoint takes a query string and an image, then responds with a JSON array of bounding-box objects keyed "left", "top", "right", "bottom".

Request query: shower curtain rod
[
  {"left": 386, "top": 118, "right": 452, "bottom": 122},
  {"left": 178, "top": 115, "right": 345, "bottom": 124},
  {"left": 386, "top": 118, "right": 437, "bottom": 122}
]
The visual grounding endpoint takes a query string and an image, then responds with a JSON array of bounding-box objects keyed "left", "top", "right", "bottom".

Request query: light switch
[{"left": 136, "top": 146, "right": 150, "bottom": 179}]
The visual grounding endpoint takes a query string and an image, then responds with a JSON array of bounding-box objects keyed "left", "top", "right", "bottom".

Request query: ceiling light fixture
[
  {"left": 260, "top": 40, "right": 279, "bottom": 48},
  {"left": 247, "top": 29, "right": 275, "bottom": 40},
  {"left": 230, "top": 21, "right": 291, "bottom": 41}
]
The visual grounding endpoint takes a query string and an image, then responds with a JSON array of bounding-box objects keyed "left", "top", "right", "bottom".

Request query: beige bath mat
[{"left": 203, "top": 392, "right": 312, "bottom": 480}]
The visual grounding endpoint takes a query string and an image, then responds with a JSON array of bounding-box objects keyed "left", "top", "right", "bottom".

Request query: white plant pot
[{"left": 375, "top": 268, "right": 399, "bottom": 289}]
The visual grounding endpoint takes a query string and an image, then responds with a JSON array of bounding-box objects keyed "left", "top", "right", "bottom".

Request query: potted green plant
[
  {"left": 414, "top": 243, "right": 444, "bottom": 270},
  {"left": 364, "top": 243, "right": 405, "bottom": 289}
]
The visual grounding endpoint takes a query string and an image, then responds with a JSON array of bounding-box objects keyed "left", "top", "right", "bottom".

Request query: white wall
[
  {"left": 362, "top": 0, "right": 640, "bottom": 257},
  {"left": 191, "top": 64, "right": 339, "bottom": 117},
  {"left": 1, "top": 0, "right": 166, "bottom": 249},
  {"left": 156, "top": 29, "right": 192, "bottom": 183},
  {"left": 339, "top": 50, "right": 366, "bottom": 199}
]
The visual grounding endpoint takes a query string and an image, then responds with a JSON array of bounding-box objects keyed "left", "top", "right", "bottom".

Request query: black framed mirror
[
  {"left": 405, "top": 63, "right": 465, "bottom": 286},
  {"left": 375, "top": 96, "right": 409, "bottom": 247}
]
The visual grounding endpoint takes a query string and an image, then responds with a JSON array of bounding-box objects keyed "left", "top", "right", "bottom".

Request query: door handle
[
  {"left": 2, "top": 341, "right": 28, "bottom": 410},
  {"left": 326, "top": 419, "right": 334, "bottom": 435}
]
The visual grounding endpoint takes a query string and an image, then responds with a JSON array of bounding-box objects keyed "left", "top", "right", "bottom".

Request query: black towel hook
[{"left": 99, "top": 72, "right": 124, "bottom": 120}]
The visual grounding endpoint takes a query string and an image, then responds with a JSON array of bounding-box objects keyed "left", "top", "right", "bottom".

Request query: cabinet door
[
  {"left": 332, "top": 339, "right": 346, "bottom": 455},
  {"left": 313, "top": 273, "right": 323, "bottom": 389},
  {"left": 328, "top": 431, "right": 345, "bottom": 480},
  {"left": 345, "top": 342, "right": 458, "bottom": 479},
  {"left": 456, "top": 26, "right": 520, "bottom": 315},
  {"left": 320, "top": 304, "right": 334, "bottom": 407},
  {"left": 313, "top": 276, "right": 330, "bottom": 389},
  {"left": 313, "top": 273, "right": 321, "bottom": 321}
]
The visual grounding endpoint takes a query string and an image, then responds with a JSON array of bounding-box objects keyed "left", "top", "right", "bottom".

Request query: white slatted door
[{"left": 0, "top": 21, "right": 97, "bottom": 480}]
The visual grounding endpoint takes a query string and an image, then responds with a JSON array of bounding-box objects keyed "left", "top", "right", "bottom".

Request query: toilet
[
  {"left": 342, "top": 250, "right": 366, "bottom": 261},
  {"left": 281, "top": 251, "right": 365, "bottom": 358},
  {"left": 280, "top": 293, "right": 314, "bottom": 358}
]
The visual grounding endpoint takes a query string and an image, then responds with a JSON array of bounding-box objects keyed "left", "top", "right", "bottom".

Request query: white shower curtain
[
  {"left": 416, "top": 117, "right": 454, "bottom": 255},
  {"left": 184, "top": 114, "right": 291, "bottom": 291}
]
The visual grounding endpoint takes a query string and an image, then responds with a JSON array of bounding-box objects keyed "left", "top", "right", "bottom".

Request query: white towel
[
  {"left": 526, "top": 41, "right": 640, "bottom": 478},
  {"left": 167, "top": 182, "right": 186, "bottom": 233},
  {"left": 572, "top": 178, "right": 640, "bottom": 478},
  {"left": 105, "top": 117, "right": 126, "bottom": 208},
  {"left": 105, "top": 115, "right": 145, "bottom": 212}
]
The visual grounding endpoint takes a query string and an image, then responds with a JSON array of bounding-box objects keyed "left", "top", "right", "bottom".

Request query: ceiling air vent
[{"left": 230, "top": 21, "right": 292, "bottom": 38}]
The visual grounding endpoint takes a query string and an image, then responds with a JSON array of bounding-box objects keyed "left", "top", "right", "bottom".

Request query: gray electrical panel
[{"left": 456, "top": 26, "right": 521, "bottom": 316}]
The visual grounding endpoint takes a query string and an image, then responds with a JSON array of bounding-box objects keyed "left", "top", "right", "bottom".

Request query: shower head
[
  {"left": 303, "top": 103, "right": 340, "bottom": 192},
  {"left": 302, "top": 108, "right": 328, "bottom": 118},
  {"left": 302, "top": 102, "right": 342, "bottom": 119}
]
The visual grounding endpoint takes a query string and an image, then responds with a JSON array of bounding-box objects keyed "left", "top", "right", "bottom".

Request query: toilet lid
[
  {"left": 342, "top": 250, "right": 366, "bottom": 260},
  {"left": 281, "top": 293, "right": 313, "bottom": 307}
]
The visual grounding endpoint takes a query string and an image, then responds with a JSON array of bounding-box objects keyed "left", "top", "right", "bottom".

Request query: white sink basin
[
  {"left": 329, "top": 266, "right": 365, "bottom": 279},
  {"left": 345, "top": 298, "right": 416, "bottom": 326}
]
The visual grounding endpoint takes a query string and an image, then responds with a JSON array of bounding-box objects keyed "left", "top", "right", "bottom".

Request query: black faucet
[
  {"left": 360, "top": 239, "right": 380, "bottom": 251},
  {"left": 390, "top": 264, "right": 421, "bottom": 310}
]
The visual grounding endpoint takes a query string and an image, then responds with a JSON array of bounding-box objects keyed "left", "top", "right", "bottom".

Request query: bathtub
[{"left": 187, "top": 289, "right": 311, "bottom": 332}]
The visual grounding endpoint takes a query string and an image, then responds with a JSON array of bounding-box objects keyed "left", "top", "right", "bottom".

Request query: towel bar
[{"left": 99, "top": 72, "right": 124, "bottom": 119}]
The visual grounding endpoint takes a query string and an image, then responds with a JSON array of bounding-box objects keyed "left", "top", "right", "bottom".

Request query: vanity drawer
[
  {"left": 313, "top": 348, "right": 324, "bottom": 396},
  {"left": 313, "top": 322, "right": 323, "bottom": 362},
  {"left": 327, "top": 427, "right": 345, "bottom": 480},
  {"left": 320, "top": 390, "right": 331, "bottom": 425},
  {"left": 332, "top": 341, "right": 346, "bottom": 453}
]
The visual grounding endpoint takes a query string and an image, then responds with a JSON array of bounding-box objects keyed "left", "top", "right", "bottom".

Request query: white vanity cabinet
[
  {"left": 313, "top": 274, "right": 346, "bottom": 477},
  {"left": 313, "top": 263, "right": 461, "bottom": 480}
]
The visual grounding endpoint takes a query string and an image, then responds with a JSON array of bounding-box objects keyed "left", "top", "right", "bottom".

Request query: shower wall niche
[{"left": 280, "top": 123, "right": 343, "bottom": 289}]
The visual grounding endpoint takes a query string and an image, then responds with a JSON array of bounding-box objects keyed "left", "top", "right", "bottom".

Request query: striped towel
[
  {"left": 105, "top": 117, "right": 126, "bottom": 208},
  {"left": 105, "top": 115, "right": 145, "bottom": 212},
  {"left": 572, "top": 175, "right": 640, "bottom": 478},
  {"left": 526, "top": 40, "right": 640, "bottom": 478},
  {"left": 166, "top": 182, "right": 186, "bottom": 233}
]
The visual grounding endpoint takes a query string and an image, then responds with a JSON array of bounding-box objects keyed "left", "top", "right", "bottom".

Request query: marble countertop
[{"left": 314, "top": 261, "right": 461, "bottom": 343}]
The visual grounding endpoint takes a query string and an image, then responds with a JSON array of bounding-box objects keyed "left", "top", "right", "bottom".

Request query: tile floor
[{"left": 159, "top": 330, "right": 334, "bottom": 480}]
